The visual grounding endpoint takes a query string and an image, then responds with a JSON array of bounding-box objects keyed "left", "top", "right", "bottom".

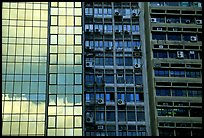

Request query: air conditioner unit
[
  {"left": 154, "top": 63, "right": 161, "bottom": 68},
  {"left": 166, "top": 19, "right": 171, "bottom": 23},
  {"left": 151, "top": 18, "right": 157, "bottom": 23},
  {"left": 86, "top": 112, "right": 94, "bottom": 123},
  {"left": 106, "top": 46, "right": 112, "bottom": 51},
  {"left": 134, "top": 52, "right": 141, "bottom": 57},
  {"left": 86, "top": 61, "right": 94, "bottom": 67},
  {"left": 157, "top": 28, "right": 163, "bottom": 31},
  {"left": 86, "top": 117, "right": 93, "bottom": 123},
  {"left": 86, "top": 29, "right": 90, "bottom": 32},
  {"left": 115, "top": 29, "right": 119, "bottom": 33},
  {"left": 189, "top": 51, "right": 195, "bottom": 54},
  {"left": 134, "top": 64, "right": 141, "bottom": 68},
  {"left": 190, "top": 36, "right": 197, "bottom": 42},
  {"left": 159, "top": 45, "right": 163, "bottom": 48},
  {"left": 97, "top": 98, "right": 104, "bottom": 104},
  {"left": 95, "top": 29, "right": 100, "bottom": 32},
  {"left": 177, "top": 51, "right": 184, "bottom": 58},
  {"left": 196, "top": 20, "right": 202, "bottom": 25},
  {"left": 115, "top": 11, "right": 120, "bottom": 16},
  {"left": 163, "top": 103, "right": 168, "bottom": 106},
  {"left": 185, "top": 20, "right": 190, "bottom": 24},
  {"left": 97, "top": 125, "right": 104, "bottom": 130},
  {"left": 118, "top": 99, "right": 125, "bottom": 105},
  {"left": 134, "top": 46, "right": 141, "bottom": 51},
  {"left": 124, "top": 30, "right": 129, "bottom": 34},
  {"left": 132, "top": 12, "right": 138, "bottom": 17}
]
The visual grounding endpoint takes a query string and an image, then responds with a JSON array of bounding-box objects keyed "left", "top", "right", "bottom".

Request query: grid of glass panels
[
  {"left": 2, "top": 2, "right": 48, "bottom": 136},
  {"left": 47, "top": 2, "right": 82, "bottom": 136}
]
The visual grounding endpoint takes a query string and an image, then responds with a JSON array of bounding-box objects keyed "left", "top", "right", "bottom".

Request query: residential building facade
[{"left": 2, "top": 2, "right": 202, "bottom": 136}]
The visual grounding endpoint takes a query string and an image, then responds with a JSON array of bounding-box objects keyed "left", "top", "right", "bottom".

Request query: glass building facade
[
  {"left": 2, "top": 2, "right": 83, "bottom": 136},
  {"left": 2, "top": 2, "right": 202, "bottom": 136}
]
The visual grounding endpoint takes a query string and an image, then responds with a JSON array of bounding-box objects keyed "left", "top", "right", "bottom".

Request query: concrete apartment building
[{"left": 2, "top": 2, "right": 202, "bottom": 136}]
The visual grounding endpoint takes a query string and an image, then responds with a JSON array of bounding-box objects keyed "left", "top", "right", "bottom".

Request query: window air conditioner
[
  {"left": 157, "top": 28, "right": 163, "bottom": 31},
  {"left": 151, "top": 18, "right": 157, "bottom": 23},
  {"left": 185, "top": 20, "right": 190, "bottom": 24},
  {"left": 166, "top": 19, "right": 171, "bottom": 23},
  {"left": 177, "top": 51, "right": 184, "bottom": 58},
  {"left": 196, "top": 20, "right": 202, "bottom": 25},
  {"left": 115, "top": 11, "right": 120, "bottom": 16},
  {"left": 118, "top": 99, "right": 125, "bottom": 105},
  {"left": 106, "top": 46, "right": 112, "bottom": 50},
  {"left": 97, "top": 125, "right": 104, "bottom": 130},
  {"left": 86, "top": 29, "right": 90, "bottom": 32},
  {"left": 86, "top": 116, "right": 93, "bottom": 123},
  {"left": 95, "top": 29, "right": 100, "bottom": 32},
  {"left": 189, "top": 51, "right": 195, "bottom": 54},
  {"left": 86, "top": 112, "right": 94, "bottom": 123},
  {"left": 159, "top": 45, "right": 163, "bottom": 48},
  {"left": 97, "top": 98, "right": 104, "bottom": 104},
  {"left": 190, "top": 36, "right": 197, "bottom": 42},
  {"left": 134, "top": 52, "right": 141, "bottom": 57},
  {"left": 154, "top": 63, "right": 161, "bottom": 68},
  {"left": 86, "top": 61, "right": 94, "bottom": 67},
  {"left": 134, "top": 46, "right": 141, "bottom": 51},
  {"left": 134, "top": 64, "right": 141, "bottom": 68}
]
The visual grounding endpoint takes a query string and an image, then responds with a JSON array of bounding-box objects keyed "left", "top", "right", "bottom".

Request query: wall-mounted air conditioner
[
  {"left": 151, "top": 18, "right": 157, "bottom": 23},
  {"left": 166, "top": 19, "right": 171, "bottom": 23},
  {"left": 134, "top": 46, "right": 141, "bottom": 51},
  {"left": 190, "top": 36, "right": 197, "bottom": 42},
  {"left": 97, "top": 125, "right": 104, "bottom": 130},
  {"left": 97, "top": 98, "right": 104, "bottom": 104},
  {"left": 134, "top": 64, "right": 141, "bottom": 68},
  {"left": 154, "top": 63, "right": 161, "bottom": 68},
  {"left": 115, "top": 10, "right": 120, "bottom": 16},
  {"left": 86, "top": 112, "right": 93, "bottom": 123},
  {"left": 106, "top": 46, "right": 113, "bottom": 51},
  {"left": 157, "top": 28, "right": 163, "bottom": 31},
  {"left": 189, "top": 51, "right": 195, "bottom": 54},
  {"left": 177, "top": 51, "right": 184, "bottom": 58},
  {"left": 95, "top": 29, "right": 100, "bottom": 32},
  {"left": 159, "top": 45, "right": 163, "bottom": 48},
  {"left": 86, "top": 29, "right": 90, "bottom": 32},
  {"left": 134, "top": 52, "right": 141, "bottom": 57},
  {"left": 185, "top": 19, "right": 191, "bottom": 24},
  {"left": 86, "top": 61, "right": 94, "bottom": 67},
  {"left": 118, "top": 99, "right": 125, "bottom": 105},
  {"left": 196, "top": 20, "right": 202, "bottom": 25}
]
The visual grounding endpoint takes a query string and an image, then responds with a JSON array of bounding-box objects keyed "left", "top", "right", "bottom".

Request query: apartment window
[
  {"left": 85, "top": 24, "right": 93, "bottom": 31},
  {"left": 105, "top": 57, "right": 113, "bottom": 66},
  {"left": 85, "top": 93, "right": 94, "bottom": 102},
  {"left": 104, "top": 41, "right": 113, "bottom": 48},
  {"left": 172, "top": 89, "right": 187, "bottom": 96},
  {"left": 159, "top": 128, "right": 174, "bottom": 136},
  {"left": 156, "top": 88, "right": 171, "bottom": 96},
  {"left": 186, "top": 70, "right": 201, "bottom": 78},
  {"left": 124, "top": 9, "right": 131, "bottom": 16},
  {"left": 152, "top": 33, "right": 166, "bottom": 40},
  {"left": 106, "top": 111, "right": 115, "bottom": 121},
  {"left": 118, "top": 111, "right": 126, "bottom": 121},
  {"left": 188, "top": 89, "right": 202, "bottom": 97},
  {"left": 125, "top": 57, "right": 132, "bottom": 66},
  {"left": 117, "top": 75, "right": 124, "bottom": 84},
  {"left": 116, "top": 57, "right": 124, "bottom": 66},
  {"left": 95, "top": 58, "right": 104, "bottom": 66},
  {"left": 170, "top": 70, "right": 185, "bottom": 77},
  {"left": 94, "top": 24, "right": 103, "bottom": 31},
  {"left": 96, "top": 112, "right": 105, "bottom": 121},
  {"left": 153, "top": 50, "right": 168, "bottom": 58},
  {"left": 157, "top": 108, "right": 173, "bottom": 116},
  {"left": 104, "top": 8, "right": 112, "bottom": 16},
  {"left": 175, "top": 129, "right": 191, "bottom": 136},
  {"left": 126, "top": 93, "right": 134, "bottom": 102},
  {"left": 154, "top": 69, "right": 169, "bottom": 77},
  {"left": 132, "top": 41, "right": 141, "bottom": 47},
  {"left": 137, "top": 111, "right": 145, "bottom": 121},
  {"left": 105, "top": 75, "right": 114, "bottom": 84},
  {"left": 94, "top": 8, "right": 103, "bottom": 16},
  {"left": 115, "top": 25, "right": 122, "bottom": 32},
  {"left": 150, "top": 2, "right": 165, "bottom": 6},
  {"left": 95, "top": 40, "right": 103, "bottom": 48},
  {"left": 123, "top": 24, "right": 131, "bottom": 32},
  {"left": 135, "top": 75, "right": 143, "bottom": 85},
  {"left": 125, "top": 75, "right": 133, "bottom": 84},
  {"left": 132, "top": 25, "right": 139, "bottom": 33},
  {"left": 85, "top": 8, "right": 93, "bottom": 15},
  {"left": 174, "top": 108, "right": 189, "bottom": 117},
  {"left": 190, "top": 108, "right": 202, "bottom": 117},
  {"left": 124, "top": 41, "right": 132, "bottom": 48},
  {"left": 106, "top": 93, "right": 115, "bottom": 102},
  {"left": 104, "top": 24, "right": 112, "bottom": 32},
  {"left": 127, "top": 111, "right": 136, "bottom": 121},
  {"left": 115, "top": 41, "right": 123, "bottom": 48},
  {"left": 168, "top": 34, "right": 181, "bottom": 41},
  {"left": 85, "top": 75, "right": 94, "bottom": 84}
]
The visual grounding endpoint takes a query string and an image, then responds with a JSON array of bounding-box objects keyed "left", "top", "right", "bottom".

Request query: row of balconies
[
  {"left": 151, "top": 27, "right": 202, "bottom": 33},
  {"left": 150, "top": 18, "right": 202, "bottom": 25}
]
